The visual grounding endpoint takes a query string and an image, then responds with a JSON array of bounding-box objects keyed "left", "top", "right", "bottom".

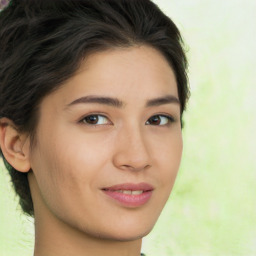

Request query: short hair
[{"left": 0, "top": 0, "right": 189, "bottom": 217}]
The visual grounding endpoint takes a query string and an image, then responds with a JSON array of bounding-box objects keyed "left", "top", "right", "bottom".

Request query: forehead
[
  {"left": 79, "top": 45, "right": 177, "bottom": 91},
  {"left": 41, "top": 45, "right": 178, "bottom": 109}
]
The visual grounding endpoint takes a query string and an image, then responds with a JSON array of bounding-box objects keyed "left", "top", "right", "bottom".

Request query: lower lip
[{"left": 103, "top": 190, "right": 153, "bottom": 207}]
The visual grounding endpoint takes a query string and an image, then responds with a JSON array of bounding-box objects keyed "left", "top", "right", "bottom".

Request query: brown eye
[
  {"left": 146, "top": 115, "right": 174, "bottom": 126},
  {"left": 147, "top": 115, "right": 161, "bottom": 125},
  {"left": 82, "top": 115, "right": 109, "bottom": 125}
]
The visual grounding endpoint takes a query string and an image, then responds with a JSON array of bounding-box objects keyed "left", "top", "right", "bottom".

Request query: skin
[{"left": 0, "top": 45, "right": 183, "bottom": 256}]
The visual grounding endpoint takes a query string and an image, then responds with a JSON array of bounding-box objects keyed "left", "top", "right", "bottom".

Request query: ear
[{"left": 0, "top": 118, "right": 31, "bottom": 173}]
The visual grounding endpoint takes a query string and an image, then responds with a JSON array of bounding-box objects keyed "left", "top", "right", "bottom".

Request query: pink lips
[{"left": 102, "top": 183, "right": 154, "bottom": 207}]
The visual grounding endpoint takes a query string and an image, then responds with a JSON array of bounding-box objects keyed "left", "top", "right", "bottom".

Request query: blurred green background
[{"left": 1, "top": 0, "right": 256, "bottom": 255}]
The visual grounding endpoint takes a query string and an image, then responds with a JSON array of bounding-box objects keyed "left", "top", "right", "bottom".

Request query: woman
[{"left": 0, "top": 0, "right": 189, "bottom": 255}]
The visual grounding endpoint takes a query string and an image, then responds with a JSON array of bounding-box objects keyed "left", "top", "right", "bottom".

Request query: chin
[
  {"left": 98, "top": 223, "right": 154, "bottom": 242},
  {"left": 100, "top": 231, "right": 152, "bottom": 242}
]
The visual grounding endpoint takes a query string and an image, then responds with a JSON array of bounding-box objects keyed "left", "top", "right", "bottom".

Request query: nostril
[{"left": 121, "top": 164, "right": 151, "bottom": 172}]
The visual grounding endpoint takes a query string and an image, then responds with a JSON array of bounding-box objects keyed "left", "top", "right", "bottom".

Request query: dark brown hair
[{"left": 0, "top": 0, "right": 189, "bottom": 216}]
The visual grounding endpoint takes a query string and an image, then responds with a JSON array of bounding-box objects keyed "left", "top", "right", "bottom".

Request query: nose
[{"left": 112, "top": 125, "right": 151, "bottom": 172}]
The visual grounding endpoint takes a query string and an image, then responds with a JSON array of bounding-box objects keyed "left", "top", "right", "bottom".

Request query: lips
[{"left": 102, "top": 183, "right": 154, "bottom": 207}]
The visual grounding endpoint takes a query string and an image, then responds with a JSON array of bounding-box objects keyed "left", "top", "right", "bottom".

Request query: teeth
[
  {"left": 132, "top": 190, "right": 143, "bottom": 195},
  {"left": 115, "top": 190, "right": 143, "bottom": 195},
  {"left": 123, "top": 190, "right": 132, "bottom": 194}
]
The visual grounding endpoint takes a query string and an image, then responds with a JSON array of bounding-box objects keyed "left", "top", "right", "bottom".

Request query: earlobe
[{"left": 0, "top": 118, "right": 31, "bottom": 173}]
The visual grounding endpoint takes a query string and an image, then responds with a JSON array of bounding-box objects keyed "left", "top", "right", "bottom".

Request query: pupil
[
  {"left": 151, "top": 116, "right": 160, "bottom": 125},
  {"left": 86, "top": 115, "right": 98, "bottom": 124}
]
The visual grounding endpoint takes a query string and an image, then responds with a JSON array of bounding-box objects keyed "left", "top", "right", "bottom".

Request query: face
[{"left": 28, "top": 45, "right": 183, "bottom": 241}]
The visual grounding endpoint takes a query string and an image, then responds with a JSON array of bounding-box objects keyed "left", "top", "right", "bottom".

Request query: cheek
[
  {"left": 31, "top": 129, "right": 111, "bottom": 197},
  {"left": 151, "top": 130, "right": 183, "bottom": 187},
  {"left": 151, "top": 128, "right": 183, "bottom": 163},
  {"left": 29, "top": 138, "right": 97, "bottom": 223}
]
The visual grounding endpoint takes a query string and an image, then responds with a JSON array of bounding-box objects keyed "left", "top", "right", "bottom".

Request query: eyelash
[{"left": 79, "top": 114, "right": 175, "bottom": 127}]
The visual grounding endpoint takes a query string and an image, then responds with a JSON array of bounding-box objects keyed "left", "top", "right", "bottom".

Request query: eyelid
[
  {"left": 78, "top": 113, "right": 113, "bottom": 126},
  {"left": 77, "top": 112, "right": 177, "bottom": 127},
  {"left": 146, "top": 114, "right": 176, "bottom": 126}
]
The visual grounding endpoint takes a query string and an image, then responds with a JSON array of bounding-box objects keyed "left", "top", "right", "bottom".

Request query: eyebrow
[
  {"left": 146, "top": 95, "right": 180, "bottom": 107},
  {"left": 66, "top": 95, "right": 180, "bottom": 109}
]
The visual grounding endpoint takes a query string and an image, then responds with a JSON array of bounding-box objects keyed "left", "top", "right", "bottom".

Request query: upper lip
[{"left": 102, "top": 182, "right": 154, "bottom": 191}]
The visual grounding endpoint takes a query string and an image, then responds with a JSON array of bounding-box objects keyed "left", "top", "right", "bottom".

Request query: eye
[
  {"left": 81, "top": 114, "right": 111, "bottom": 125},
  {"left": 146, "top": 115, "right": 174, "bottom": 126}
]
